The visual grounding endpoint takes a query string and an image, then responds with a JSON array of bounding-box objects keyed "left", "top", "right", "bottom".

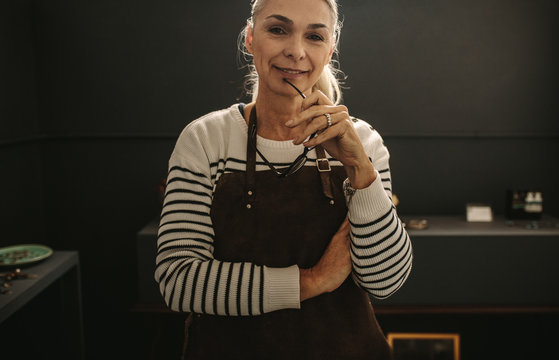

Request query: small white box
[{"left": 466, "top": 203, "right": 493, "bottom": 222}]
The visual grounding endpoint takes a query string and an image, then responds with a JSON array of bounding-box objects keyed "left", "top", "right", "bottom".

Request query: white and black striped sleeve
[
  {"left": 155, "top": 122, "right": 300, "bottom": 316},
  {"left": 347, "top": 125, "right": 413, "bottom": 299}
]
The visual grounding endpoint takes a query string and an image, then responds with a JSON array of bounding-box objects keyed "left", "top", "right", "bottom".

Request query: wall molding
[
  {"left": 0, "top": 135, "right": 45, "bottom": 147},
  {"left": 0, "top": 133, "right": 176, "bottom": 147},
  {"left": 1, "top": 132, "right": 558, "bottom": 148},
  {"left": 381, "top": 132, "right": 559, "bottom": 139}
]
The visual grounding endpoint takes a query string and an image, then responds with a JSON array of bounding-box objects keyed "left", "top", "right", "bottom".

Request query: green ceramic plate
[{"left": 0, "top": 244, "right": 53, "bottom": 266}]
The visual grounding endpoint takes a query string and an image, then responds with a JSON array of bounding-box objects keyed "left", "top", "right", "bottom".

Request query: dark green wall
[
  {"left": 0, "top": 0, "right": 45, "bottom": 244},
  {"left": 1, "top": 1, "right": 558, "bottom": 359},
  {"left": 339, "top": 0, "right": 559, "bottom": 216}
]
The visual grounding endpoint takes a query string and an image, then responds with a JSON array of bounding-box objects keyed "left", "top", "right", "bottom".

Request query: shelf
[{"left": 402, "top": 214, "right": 559, "bottom": 237}]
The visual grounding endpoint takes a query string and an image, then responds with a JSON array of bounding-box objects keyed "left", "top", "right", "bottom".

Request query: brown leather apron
[{"left": 182, "top": 108, "right": 392, "bottom": 360}]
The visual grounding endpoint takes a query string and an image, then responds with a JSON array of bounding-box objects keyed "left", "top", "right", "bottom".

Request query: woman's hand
[
  {"left": 286, "top": 90, "right": 376, "bottom": 189},
  {"left": 300, "top": 218, "right": 352, "bottom": 302}
]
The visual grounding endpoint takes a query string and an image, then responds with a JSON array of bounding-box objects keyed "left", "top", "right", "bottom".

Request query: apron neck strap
[{"left": 245, "top": 106, "right": 257, "bottom": 208}]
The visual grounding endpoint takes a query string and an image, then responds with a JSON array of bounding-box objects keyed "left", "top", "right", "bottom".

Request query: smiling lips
[{"left": 273, "top": 65, "right": 308, "bottom": 76}]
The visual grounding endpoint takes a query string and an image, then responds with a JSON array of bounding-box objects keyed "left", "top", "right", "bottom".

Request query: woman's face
[{"left": 246, "top": 0, "right": 336, "bottom": 98}]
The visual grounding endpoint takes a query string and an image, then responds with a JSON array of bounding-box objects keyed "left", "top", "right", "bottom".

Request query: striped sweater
[{"left": 155, "top": 104, "right": 412, "bottom": 316}]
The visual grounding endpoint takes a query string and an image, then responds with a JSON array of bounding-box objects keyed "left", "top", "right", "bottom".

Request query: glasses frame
[
  {"left": 253, "top": 135, "right": 317, "bottom": 178},
  {"left": 250, "top": 78, "right": 326, "bottom": 178}
]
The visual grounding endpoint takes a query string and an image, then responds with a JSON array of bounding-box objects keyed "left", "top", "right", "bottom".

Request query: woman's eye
[
  {"left": 308, "top": 34, "right": 324, "bottom": 42},
  {"left": 269, "top": 27, "right": 285, "bottom": 35}
]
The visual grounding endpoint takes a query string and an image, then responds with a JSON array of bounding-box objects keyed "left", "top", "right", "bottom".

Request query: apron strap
[
  {"left": 245, "top": 106, "right": 257, "bottom": 209},
  {"left": 180, "top": 313, "right": 194, "bottom": 360},
  {"left": 315, "top": 145, "right": 335, "bottom": 202}
]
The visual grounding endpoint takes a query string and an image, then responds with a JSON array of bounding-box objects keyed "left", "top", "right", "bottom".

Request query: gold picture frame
[{"left": 387, "top": 333, "right": 460, "bottom": 360}]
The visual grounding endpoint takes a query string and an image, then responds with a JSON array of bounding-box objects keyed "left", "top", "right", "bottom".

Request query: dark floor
[{"left": 2, "top": 291, "right": 557, "bottom": 360}]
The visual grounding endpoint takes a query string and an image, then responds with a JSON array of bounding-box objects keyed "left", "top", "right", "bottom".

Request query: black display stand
[{"left": 0, "top": 251, "right": 85, "bottom": 359}]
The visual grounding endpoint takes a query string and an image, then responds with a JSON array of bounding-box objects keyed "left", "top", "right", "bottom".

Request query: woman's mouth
[{"left": 273, "top": 65, "right": 308, "bottom": 76}]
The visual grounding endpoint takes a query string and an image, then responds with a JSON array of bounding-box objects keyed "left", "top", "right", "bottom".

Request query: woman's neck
[{"left": 245, "top": 93, "right": 302, "bottom": 141}]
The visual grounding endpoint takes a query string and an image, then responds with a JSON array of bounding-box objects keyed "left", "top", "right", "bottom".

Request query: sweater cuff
[
  {"left": 347, "top": 170, "right": 393, "bottom": 223},
  {"left": 263, "top": 264, "right": 301, "bottom": 313}
]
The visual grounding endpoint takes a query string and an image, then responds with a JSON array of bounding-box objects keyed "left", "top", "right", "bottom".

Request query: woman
[{"left": 155, "top": 0, "right": 412, "bottom": 358}]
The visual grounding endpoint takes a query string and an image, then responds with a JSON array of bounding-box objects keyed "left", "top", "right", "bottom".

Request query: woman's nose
[{"left": 283, "top": 36, "right": 305, "bottom": 60}]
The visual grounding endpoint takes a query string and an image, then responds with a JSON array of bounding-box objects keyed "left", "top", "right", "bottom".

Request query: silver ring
[{"left": 325, "top": 113, "right": 332, "bottom": 128}]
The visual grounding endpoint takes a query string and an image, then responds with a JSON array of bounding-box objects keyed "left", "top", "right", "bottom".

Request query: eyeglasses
[
  {"left": 249, "top": 78, "right": 319, "bottom": 178},
  {"left": 255, "top": 134, "right": 317, "bottom": 178},
  {"left": 249, "top": 114, "right": 317, "bottom": 178}
]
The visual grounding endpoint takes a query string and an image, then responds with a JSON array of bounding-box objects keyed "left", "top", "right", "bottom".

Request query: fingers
[
  {"left": 285, "top": 89, "right": 347, "bottom": 123},
  {"left": 290, "top": 112, "right": 340, "bottom": 145},
  {"left": 289, "top": 108, "right": 350, "bottom": 145},
  {"left": 341, "top": 219, "right": 351, "bottom": 246},
  {"left": 333, "top": 218, "right": 351, "bottom": 249},
  {"left": 284, "top": 89, "right": 351, "bottom": 145},
  {"left": 301, "top": 89, "right": 333, "bottom": 109},
  {"left": 337, "top": 217, "right": 350, "bottom": 233},
  {"left": 286, "top": 104, "right": 347, "bottom": 127},
  {"left": 302, "top": 117, "right": 353, "bottom": 148}
]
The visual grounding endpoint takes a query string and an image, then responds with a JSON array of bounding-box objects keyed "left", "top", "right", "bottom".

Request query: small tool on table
[{"left": 0, "top": 268, "right": 37, "bottom": 295}]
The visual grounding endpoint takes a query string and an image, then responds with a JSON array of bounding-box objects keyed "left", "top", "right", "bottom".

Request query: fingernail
[{"left": 285, "top": 120, "right": 293, "bottom": 126}]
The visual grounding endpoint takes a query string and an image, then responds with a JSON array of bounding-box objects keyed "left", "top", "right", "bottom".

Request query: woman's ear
[
  {"left": 327, "top": 46, "right": 334, "bottom": 63},
  {"left": 245, "top": 24, "right": 254, "bottom": 54},
  {"left": 327, "top": 37, "right": 335, "bottom": 63}
]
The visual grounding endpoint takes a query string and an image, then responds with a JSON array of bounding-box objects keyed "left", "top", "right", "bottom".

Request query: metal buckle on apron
[{"left": 316, "top": 158, "right": 331, "bottom": 172}]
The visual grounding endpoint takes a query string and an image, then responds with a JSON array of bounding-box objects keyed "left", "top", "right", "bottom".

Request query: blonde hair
[{"left": 238, "top": 0, "right": 345, "bottom": 104}]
